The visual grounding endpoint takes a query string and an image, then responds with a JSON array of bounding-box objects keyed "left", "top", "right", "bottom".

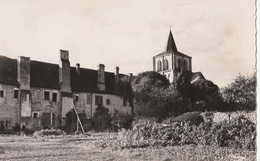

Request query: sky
[{"left": 0, "top": 0, "right": 256, "bottom": 88}]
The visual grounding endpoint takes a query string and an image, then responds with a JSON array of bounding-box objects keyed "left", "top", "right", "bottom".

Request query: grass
[{"left": 0, "top": 133, "right": 256, "bottom": 161}]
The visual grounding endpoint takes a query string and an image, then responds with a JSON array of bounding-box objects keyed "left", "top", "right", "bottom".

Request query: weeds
[{"left": 94, "top": 115, "right": 256, "bottom": 151}]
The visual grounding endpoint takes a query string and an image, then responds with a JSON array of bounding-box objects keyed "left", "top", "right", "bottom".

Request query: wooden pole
[{"left": 72, "top": 103, "right": 85, "bottom": 134}]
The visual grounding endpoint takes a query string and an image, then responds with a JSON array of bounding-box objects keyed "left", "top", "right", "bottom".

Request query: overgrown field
[
  {"left": 0, "top": 111, "right": 256, "bottom": 160},
  {"left": 0, "top": 133, "right": 256, "bottom": 161}
]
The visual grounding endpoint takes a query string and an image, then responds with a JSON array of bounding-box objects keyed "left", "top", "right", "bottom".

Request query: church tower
[{"left": 153, "top": 30, "right": 192, "bottom": 83}]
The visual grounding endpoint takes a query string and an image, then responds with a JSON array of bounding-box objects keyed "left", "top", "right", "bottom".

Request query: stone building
[
  {"left": 153, "top": 30, "right": 205, "bottom": 84},
  {"left": 0, "top": 50, "right": 133, "bottom": 130}
]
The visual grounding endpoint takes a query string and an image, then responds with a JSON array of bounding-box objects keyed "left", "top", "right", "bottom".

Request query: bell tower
[{"left": 153, "top": 30, "right": 192, "bottom": 83}]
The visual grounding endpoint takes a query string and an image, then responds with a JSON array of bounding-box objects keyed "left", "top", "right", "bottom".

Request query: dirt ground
[{"left": 0, "top": 133, "right": 256, "bottom": 161}]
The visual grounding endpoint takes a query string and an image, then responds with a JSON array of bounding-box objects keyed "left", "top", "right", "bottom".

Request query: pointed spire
[{"left": 166, "top": 30, "right": 178, "bottom": 52}]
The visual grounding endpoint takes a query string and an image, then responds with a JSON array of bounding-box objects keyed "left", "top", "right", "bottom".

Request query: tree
[
  {"left": 132, "top": 71, "right": 170, "bottom": 103},
  {"left": 92, "top": 105, "right": 112, "bottom": 131},
  {"left": 65, "top": 110, "right": 88, "bottom": 132},
  {"left": 132, "top": 71, "right": 183, "bottom": 119},
  {"left": 115, "top": 81, "right": 134, "bottom": 107},
  {"left": 192, "top": 79, "right": 224, "bottom": 111},
  {"left": 176, "top": 71, "right": 194, "bottom": 100},
  {"left": 176, "top": 71, "right": 224, "bottom": 111},
  {"left": 222, "top": 73, "right": 256, "bottom": 110}
]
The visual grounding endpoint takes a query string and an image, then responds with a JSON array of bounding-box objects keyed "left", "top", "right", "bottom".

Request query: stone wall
[
  {"left": 30, "top": 88, "right": 60, "bottom": 129},
  {"left": 0, "top": 84, "right": 20, "bottom": 129},
  {"left": 91, "top": 93, "right": 132, "bottom": 117}
]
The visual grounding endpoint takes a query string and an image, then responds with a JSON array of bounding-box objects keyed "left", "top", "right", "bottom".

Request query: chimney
[
  {"left": 59, "top": 50, "right": 71, "bottom": 93},
  {"left": 76, "top": 63, "right": 80, "bottom": 74},
  {"left": 17, "top": 56, "right": 30, "bottom": 90},
  {"left": 97, "top": 64, "right": 105, "bottom": 91},
  {"left": 115, "top": 66, "right": 120, "bottom": 84}
]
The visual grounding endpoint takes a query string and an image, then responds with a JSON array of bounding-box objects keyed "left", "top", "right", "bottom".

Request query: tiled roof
[
  {"left": 0, "top": 56, "right": 19, "bottom": 86},
  {"left": 70, "top": 67, "right": 122, "bottom": 94},
  {"left": 190, "top": 72, "right": 205, "bottom": 83},
  {"left": 0, "top": 56, "right": 127, "bottom": 94},
  {"left": 30, "top": 61, "right": 60, "bottom": 89}
]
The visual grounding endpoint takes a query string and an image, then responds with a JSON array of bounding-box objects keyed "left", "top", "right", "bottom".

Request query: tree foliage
[
  {"left": 192, "top": 79, "right": 224, "bottom": 111},
  {"left": 65, "top": 109, "right": 88, "bottom": 132},
  {"left": 132, "top": 71, "right": 184, "bottom": 119},
  {"left": 222, "top": 73, "right": 256, "bottom": 110},
  {"left": 92, "top": 105, "right": 112, "bottom": 131},
  {"left": 177, "top": 72, "right": 224, "bottom": 111},
  {"left": 115, "top": 81, "right": 134, "bottom": 107}
]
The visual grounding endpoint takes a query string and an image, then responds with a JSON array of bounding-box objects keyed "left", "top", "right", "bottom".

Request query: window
[
  {"left": 75, "top": 94, "right": 79, "bottom": 102},
  {"left": 86, "top": 94, "right": 91, "bottom": 104},
  {"left": 123, "top": 97, "right": 127, "bottom": 106},
  {"left": 163, "top": 59, "right": 169, "bottom": 70},
  {"left": 44, "top": 91, "right": 50, "bottom": 100},
  {"left": 0, "top": 90, "right": 4, "bottom": 98},
  {"left": 52, "top": 92, "right": 57, "bottom": 102},
  {"left": 33, "top": 112, "right": 39, "bottom": 118},
  {"left": 95, "top": 96, "right": 103, "bottom": 105},
  {"left": 14, "top": 89, "right": 19, "bottom": 98},
  {"left": 106, "top": 99, "right": 110, "bottom": 105},
  {"left": 157, "top": 60, "right": 162, "bottom": 71}
]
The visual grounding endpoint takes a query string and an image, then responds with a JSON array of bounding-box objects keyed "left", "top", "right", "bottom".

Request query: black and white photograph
[{"left": 0, "top": 0, "right": 257, "bottom": 160}]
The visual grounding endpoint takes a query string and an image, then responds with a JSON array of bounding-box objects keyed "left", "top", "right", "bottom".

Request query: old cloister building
[{"left": 0, "top": 50, "right": 133, "bottom": 130}]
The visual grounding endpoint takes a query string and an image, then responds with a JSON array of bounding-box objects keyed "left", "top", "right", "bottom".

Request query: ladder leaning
[{"left": 72, "top": 103, "right": 85, "bottom": 134}]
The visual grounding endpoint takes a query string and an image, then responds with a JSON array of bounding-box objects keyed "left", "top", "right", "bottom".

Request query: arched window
[
  {"left": 157, "top": 60, "right": 162, "bottom": 71},
  {"left": 184, "top": 60, "right": 188, "bottom": 71},
  {"left": 163, "top": 59, "right": 169, "bottom": 70}
]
